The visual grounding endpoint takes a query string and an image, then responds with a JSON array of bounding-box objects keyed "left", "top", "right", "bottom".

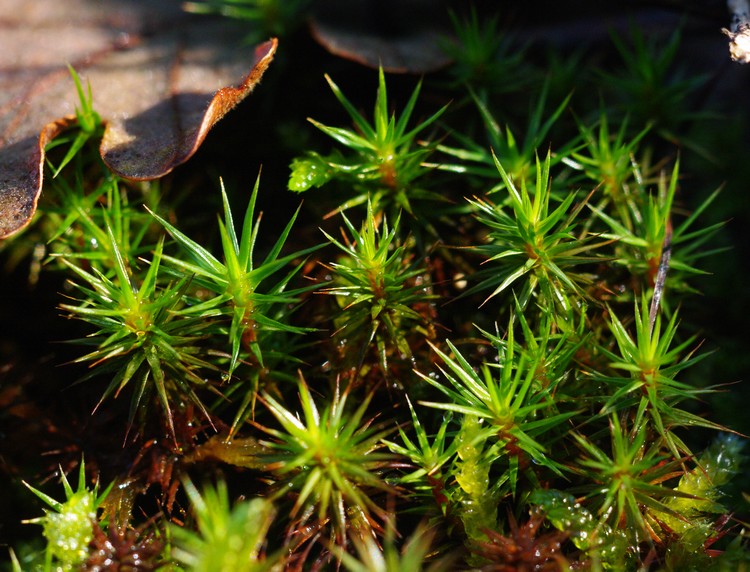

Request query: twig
[
  {"left": 649, "top": 217, "right": 672, "bottom": 332},
  {"left": 724, "top": 0, "right": 750, "bottom": 63}
]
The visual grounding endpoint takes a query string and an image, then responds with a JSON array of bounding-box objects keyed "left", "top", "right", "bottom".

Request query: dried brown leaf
[
  {"left": 0, "top": 0, "right": 277, "bottom": 238},
  {"left": 309, "top": 0, "right": 452, "bottom": 74}
]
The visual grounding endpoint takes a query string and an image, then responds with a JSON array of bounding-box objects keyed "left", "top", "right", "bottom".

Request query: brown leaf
[
  {"left": 309, "top": 0, "right": 452, "bottom": 74},
  {"left": 0, "top": 0, "right": 277, "bottom": 238}
]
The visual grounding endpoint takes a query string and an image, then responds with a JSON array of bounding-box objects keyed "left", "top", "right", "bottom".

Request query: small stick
[
  {"left": 649, "top": 217, "right": 672, "bottom": 332},
  {"left": 724, "top": 0, "right": 750, "bottom": 63}
]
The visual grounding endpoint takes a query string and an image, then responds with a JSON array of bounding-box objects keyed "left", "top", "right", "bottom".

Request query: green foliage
[
  {"left": 254, "top": 376, "right": 396, "bottom": 543},
  {"left": 562, "top": 113, "right": 650, "bottom": 227},
  {"left": 468, "top": 151, "right": 605, "bottom": 310},
  {"left": 383, "top": 397, "right": 457, "bottom": 501},
  {"left": 152, "top": 178, "right": 320, "bottom": 435},
  {"left": 171, "top": 479, "right": 278, "bottom": 571},
  {"left": 418, "top": 326, "right": 576, "bottom": 494},
  {"left": 439, "top": 82, "right": 572, "bottom": 189},
  {"left": 321, "top": 202, "right": 436, "bottom": 373},
  {"left": 150, "top": 176, "right": 321, "bottom": 435},
  {"left": 440, "top": 7, "right": 528, "bottom": 92},
  {"left": 46, "top": 66, "right": 103, "bottom": 178},
  {"left": 590, "top": 160, "right": 725, "bottom": 297},
  {"left": 600, "top": 27, "right": 708, "bottom": 137},
  {"left": 336, "top": 522, "right": 453, "bottom": 572},
  {"left": 46, "top": 175, "right": 150, "bottom": 260},
  {"left": 572, "top": 414, "right": 690, "bottom": 542},
  {"left": 660, "top": 434, "right": 744, "bottom": 557},
  {"left": 451, "top": 414, "right": 499, "bottom": 542},
  {"left": 531, "top": 489, "right": 629, "bottom": 568},
  {"left": 596, "top": 294, "right": 724, "bottom": 460},
  {"left": 22, "top": 460, "right": 112, "bottom": 572},
  {"left": 60, "top": 226, "right": 218, "bottom": 439},
  {"left": 3, "top": 8, "right": 749, "bottom": 571},
  {"left": 668, "top": 434, "right": 744, "bottom": 520},
  {"left": 152, "top": 176, "right": 318, "bottom": 372},
  {"left": 289, "top": 67, "right": 448, "bottom": 218}
]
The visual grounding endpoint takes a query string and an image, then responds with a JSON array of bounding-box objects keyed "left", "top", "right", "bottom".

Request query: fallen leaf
[
  {"left": 309, "top": 0, "right": 452, "bottom": 74},
  {"left": 0, "top": 0, "right": 277, "bottom": 238}
]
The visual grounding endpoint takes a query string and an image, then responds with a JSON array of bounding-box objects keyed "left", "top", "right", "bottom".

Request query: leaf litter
[{"left": 0, "top": 0, "right": 276, "bottom": 238}]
